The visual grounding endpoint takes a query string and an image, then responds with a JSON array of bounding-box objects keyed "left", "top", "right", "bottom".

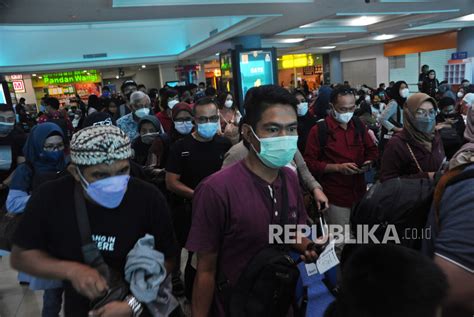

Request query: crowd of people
[{"left": 0, "top": 71, "right": 472, "bottom": 317}]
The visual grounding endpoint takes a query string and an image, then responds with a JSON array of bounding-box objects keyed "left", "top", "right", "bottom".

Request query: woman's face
[
  {"left": 415, "top": 101, "right": 436, "bottom": 119},
  {"left": 400, "top": 83, "right": 407, "bottom": 90},
  {"left": 174, "top": 111, "right": 193, "bottom": 122},
  {"left": 226, "top": 94, "right": 233, "bottom": 102},
  {"left": 43, "top": 135, "right": 65, "bottom": 152},
  {"left": 108, "top": 103, "right": 118, "bottom": 114},
  {"left": 429, "top": 72, "right": 436, "bottom": 80},
  {"left": 140, "top": 122, "right": 157, "bottom": 136}
]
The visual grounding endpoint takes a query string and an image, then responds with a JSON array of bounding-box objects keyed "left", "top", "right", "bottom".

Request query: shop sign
[
  {"left": 452, "top": 51, "right": 468, "bottom": 60},
  {"left": 281, "top": 54, "right": 314, "bottom": 69},
  {"left": 12, "top": 80, "right": 25, "bottom": 93},
  {"left": 303, "top": 66, "right": 314, "bottom": 75},
  {"left": 40, "top": 70, "right": 100, "bottom": 85},
  {"left": 10, "top": 74, "right": 23, "bottom": 80}
]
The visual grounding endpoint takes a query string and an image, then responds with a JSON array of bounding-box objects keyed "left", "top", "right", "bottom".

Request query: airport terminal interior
[{"left": 0, "top": 0, "right": 473, "bottom": 316}]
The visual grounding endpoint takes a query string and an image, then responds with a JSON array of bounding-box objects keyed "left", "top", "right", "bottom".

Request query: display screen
[
  {"left": 0, "top": 83, "right": 6, "bottom": 104},
  {"left": 239, "top": 50, "right": 274, "bottom": 99}
]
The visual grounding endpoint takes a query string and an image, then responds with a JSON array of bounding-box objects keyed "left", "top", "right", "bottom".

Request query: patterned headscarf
[{"left": 71, "top": 125, "right": 132, "bottom": 166}]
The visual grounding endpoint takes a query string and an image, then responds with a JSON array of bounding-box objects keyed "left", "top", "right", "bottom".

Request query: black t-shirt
[
  {"left": 132, "top": 138, "right": 151, "bottom": 166},
  {"left": 0, "top": 127, "right": 26, "bottom": 182},
  {"left": 13, "top": 175, "right": 179, "bottom": 316},
  {"left": 166, "top": 134, "right": 231, "bottom": 190},
  {"left": 297, "top": 114, "right": 318, "bottom": 153}
]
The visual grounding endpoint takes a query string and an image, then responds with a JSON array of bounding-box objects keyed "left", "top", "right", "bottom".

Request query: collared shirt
[
  {"left": 117, "top": 113, "right": 139, "bottom": 141},
  {"left": 304, "top": 115, "right": 378, "bottom": 208},
  {"left": 186, "top": 160, "right": 307, "bottom": 316}
]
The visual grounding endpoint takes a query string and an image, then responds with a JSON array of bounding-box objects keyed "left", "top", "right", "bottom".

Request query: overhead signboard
[
  {"left": 280, "top": 54, "right": 315, "bottom": 69},
  {"left": 32, "top": 70, "right": 101, "bottom": 87},
  {"left": 12, "top": 80, "right": 25, "bottom": 93}
]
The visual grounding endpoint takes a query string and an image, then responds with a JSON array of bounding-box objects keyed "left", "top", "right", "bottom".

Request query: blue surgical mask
[
  {"left": 77, "top": 167, "right": 130, "bottom": 209},
  {"left": 197, "top": 122, "right": 219, "bottom": 139},
  {"left": 0, "top": 122, "right": 14, "bottom": 135},
  {"left": 135, "top": 108, "right": 150, "bottom": 118},
  {"left": 414, "top": 116, "right": 436, "bottom": 134},
  {"left": 297, "top": 102, "right": 308, "bottom": 116},
  {"left": 41, "top": 150, "right": 64, "bottom": 162},
  {"left": 175, "top": 121, "right": 193, "bottom": 135},
  {"left": 250, "top": 128, "right": 298, "bottom": 169}
]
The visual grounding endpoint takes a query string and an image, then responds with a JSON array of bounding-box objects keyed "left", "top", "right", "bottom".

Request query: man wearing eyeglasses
[
  {"left": 304, "top": 85, "right": 378, "bottom": 256},
  {"left": 165, "top": 96, "right": 232, "bottom": 298}
]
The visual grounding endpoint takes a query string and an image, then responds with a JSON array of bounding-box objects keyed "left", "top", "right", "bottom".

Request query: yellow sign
[{"left": 280, "top": 54, "right": 315, "bottom": 69}]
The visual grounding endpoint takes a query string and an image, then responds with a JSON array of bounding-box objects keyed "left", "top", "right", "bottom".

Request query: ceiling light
[
  {"left": 319, "top": 46, "right": 336, "bottom": 49},
  {"left": 141, "top": 65, "right": 146, "bottom": 68},
  {"left": 374, "top": 34, "right": 396, "bottom": 40},
  {"left": 349, "top": 16, "right": 380, "bottom": 26},
  {"left": 38, "top": 76, "right": 42, "bottom": 79},
  {"left": 457, "top": 14, "right": 474, "bottom": 22},
  {"left": 32, "top": 74, "right": 37, "bottom": 76},
  {"left": 279, "top": 38, "right": 305, "bottom": 43},
  {"left": 83, "top": 70, "right": 87, "bottom": 73},
  {"left": 115, "top": 75, "right": 120, "bottom": 79}
]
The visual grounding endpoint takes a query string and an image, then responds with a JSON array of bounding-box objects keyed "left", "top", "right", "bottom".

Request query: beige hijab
[{"left": 403, "top": 93, "right": 437, "bottom": 152}]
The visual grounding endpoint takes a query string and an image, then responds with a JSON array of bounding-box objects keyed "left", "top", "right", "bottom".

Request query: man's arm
[
  {"left": 165, "top": 172, "right": 194, "bottom": 199},
  {"left": 192, "top": 251, "right": 218, "bottom": 317},
  {"left": 10, "top": 247, "right": 108, "bottom": 300}
]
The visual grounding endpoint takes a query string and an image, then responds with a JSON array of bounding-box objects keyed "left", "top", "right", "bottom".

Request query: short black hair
[
  {"left": 121, "top": 80, "right": 137, "bottom": 92},
  {"left": 243, "top": 85, "right": 298, "bottom": 130},
  {"left": 379, "top": 83, "right": 385, "bottom": 88},
  {"left": 198, "top": 82, "right": 205, "bottom": 87},
  {"left": 461, "top": 79, "right": 470, "bottom": 84},
  {"left": 325, "top": 244, "right": 447, "bottom": 317},
  {"left": 137, "top": 84, "right": 146, "bottom": 90},
  {"left": 204, "top": 87, "right": 217, "bottom": 97},
  {"left": 293, "top": 89, "right": 305, "bottom": 99},
  {"left": 19, "top": 98, "right": 25, "bottom": 103},
  {"left": 330, "top": 85, "right": 356, "bottom": 104},
  {"left": 45, "top": 97, "right": 60, "bottom": 110},
  {"left": 102, "top": 86, "right": 110, "bottom": 91},
  {"left": 193, "top": 97, "right": 218, "bottom": 116}
]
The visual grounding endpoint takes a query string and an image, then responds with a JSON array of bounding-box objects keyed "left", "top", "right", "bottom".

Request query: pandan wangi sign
[{"left": 33, "top": 70, "right": 101, "bottom": 87}]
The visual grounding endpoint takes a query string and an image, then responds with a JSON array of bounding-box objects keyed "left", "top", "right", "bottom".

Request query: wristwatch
[{"left": 125, "top": 295, "right": 143, "bottom": 317}]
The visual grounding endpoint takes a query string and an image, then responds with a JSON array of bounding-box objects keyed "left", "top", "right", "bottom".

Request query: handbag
[
  {"left": 73, "top": 184, "right": 129, "bottom": 309},
  {"left": 0, "top": 206, "right": 24, "bottom": 251}
]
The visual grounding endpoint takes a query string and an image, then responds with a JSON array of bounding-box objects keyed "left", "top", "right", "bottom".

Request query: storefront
[
  {"left": 31, "top": 70, "right": 102, "bottom": 107},
  {"left": 277, "top": 53, "right": 324, "bottom": 91},
  {"left": 203, "top": 60, "right": 221, "bottom": 89}
]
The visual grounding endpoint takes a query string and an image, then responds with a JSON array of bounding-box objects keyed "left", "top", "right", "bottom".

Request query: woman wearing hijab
[
  {"left": 421, "top": 70, "right": 440, "bottom": 98},
  {"left": 310, "top": 85, "right": 332, "bottom": 121},
  {"left": 132, "top": 115, "right": 164, "bottom": 167},
  {"left": 169, "top": 102, "right": 194, "bottom": 144},
  {"left": 6, "top": 122, "right": 68, "bottom": 317},
  {"left": 380, "top": 93, "right": 445, "bottom": 182}
]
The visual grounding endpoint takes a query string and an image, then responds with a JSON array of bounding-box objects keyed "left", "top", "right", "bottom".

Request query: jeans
[{"left": 42, "top": 288, "right": 63, "bottom": 317}]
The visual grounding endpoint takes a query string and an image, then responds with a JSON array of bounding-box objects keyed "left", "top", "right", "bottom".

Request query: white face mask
[
  {"left": 365, "top": 96, "right": 371, "bottom": 103},
  {"left": 457, "top": 92, "right": 464, "bottom": 99},
  {"left": 333, "top": 109, "right": 354, "bottom": 124},
  {"left": 135, "top": 108, "right": 150, "bottom": 118},
  {"left": 224, "top": 100, "right": 233, "bottom": 108},
  {"left": 168, "top": 99, "right": 179, "bottom": 110},
  {"left": 400, "top": 88, "right": 410, "bottom": 99},
  {"left": 297, "top": 102, "right": 308, "bottom": 116}
]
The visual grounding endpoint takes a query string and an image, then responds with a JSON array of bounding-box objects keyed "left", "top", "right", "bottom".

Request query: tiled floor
[
  {"left": 0, "top": 254, "right": 191, "bottom": 317},
  {"left": 0, "top": 256, "right": 44, "bottom": 317}
]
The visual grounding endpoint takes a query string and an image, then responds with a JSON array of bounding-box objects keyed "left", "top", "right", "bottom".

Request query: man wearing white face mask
[
  {"left": 294, "top": 90, "right": 317, "bottom": 153},
  {"left": 10, "top": 125, "right": 179, "bottom": 317},
  {"left": 117, "top": 91, "right": 157, "bottom": 141},
  {"left": 304, "top": 86, "right": 378, "bottom": 256}
]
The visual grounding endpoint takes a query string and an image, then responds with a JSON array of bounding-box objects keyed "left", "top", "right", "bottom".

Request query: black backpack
[
  {"left": 220, "top": 171, "right": 300, "bottom": 317},
  {"left": 351, "top": 177, "right": 434, "bottom": 250}
]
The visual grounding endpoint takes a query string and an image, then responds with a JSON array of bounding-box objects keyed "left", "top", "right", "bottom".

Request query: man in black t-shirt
[
  {"left": 165, "top": 97, "right": 231, "bottom": 298},
  {"left": 11, "top": 125, "right": 179, "bottom": 317},
  {"left": 0, "top": 104, "right": 26, "bottom": 204}
]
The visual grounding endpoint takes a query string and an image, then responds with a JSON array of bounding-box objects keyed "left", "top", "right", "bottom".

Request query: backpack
[
  {"left": 220, "top": 171, "right": 300, "bottom": 317},
  {"left": 317, "top": 116, "right": 366, "bottom": 156},
  {"left": 351, "top": 177, "right": 435, "bottom": 250}
]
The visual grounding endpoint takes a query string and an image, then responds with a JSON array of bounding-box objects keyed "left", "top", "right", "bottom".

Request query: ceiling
[{"left": 0, "top": 0, "right": 473, "bottom": 73}]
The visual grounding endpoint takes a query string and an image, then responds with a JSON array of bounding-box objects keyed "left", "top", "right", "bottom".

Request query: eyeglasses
[
  {"left": 195, "top": 115, "right": 219, "bottom": 124},
  {"left": 43, "top": 143, "right": 65, "bottom": 152},
  {"left": 415, "top": 109, "right": 437, "bottom": 117}
]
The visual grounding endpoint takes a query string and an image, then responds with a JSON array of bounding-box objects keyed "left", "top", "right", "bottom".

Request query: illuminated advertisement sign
[
  {"left": 239, "top": 50, "right": 274, "bottom": 98},
  {"left": 33, "top": 70, "right": 101, "bottom": 87},
  {"left": 13, "top": 80, "right": 25, "bottom": 93},
  {"left": 0, "top": 84, "right": 6, "bottom": 104}
]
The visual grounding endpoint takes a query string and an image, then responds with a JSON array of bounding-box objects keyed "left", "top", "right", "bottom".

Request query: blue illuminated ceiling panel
[{"left": 113, "top": 0, "right": 312, "bottom": 7}]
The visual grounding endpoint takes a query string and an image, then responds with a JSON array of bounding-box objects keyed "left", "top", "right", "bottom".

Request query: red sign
[
  {"left": 12, "top": 80, "right": 25, "bottom": 93},
  {"left": 10, "top": 74, "right": 23, "bottom": 80}
]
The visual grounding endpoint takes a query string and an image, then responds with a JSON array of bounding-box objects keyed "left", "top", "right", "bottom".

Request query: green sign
[{"left": 42, "top": 70, "right": 100, "bottom": 85}]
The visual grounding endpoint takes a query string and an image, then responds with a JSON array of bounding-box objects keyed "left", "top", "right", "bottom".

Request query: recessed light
[
  {"left": 115, "top": 75, "right": 119, "bottom": 79},
  {"left": 349, "top": 16, "right": 380, "bottom": 26},
  {"left": 215, "top": 53, "right": 220, "bottom": 56},
  {"left": 279, "top": 38, "right": 305, "bottom": 43},
  {"left": 38, "top": 76, "right": 42, "bottom": 79},
  {"left": 83, "top": 70, "right": 87, "bottom": 73},
  {"left": 374, "top": 34, "right": 396, "bottom": 40},
  {"left": 141, "top": 65, "right": 146, "bottom": 68},
  {"left": 457, "top": 14, "right": 474, "bottom": 22},
  {"left": 32, "top": 74, "right": 37, "bottom": 76},
  {"left": 320, "top": 46, "right": 336, "bottom": 49}
]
